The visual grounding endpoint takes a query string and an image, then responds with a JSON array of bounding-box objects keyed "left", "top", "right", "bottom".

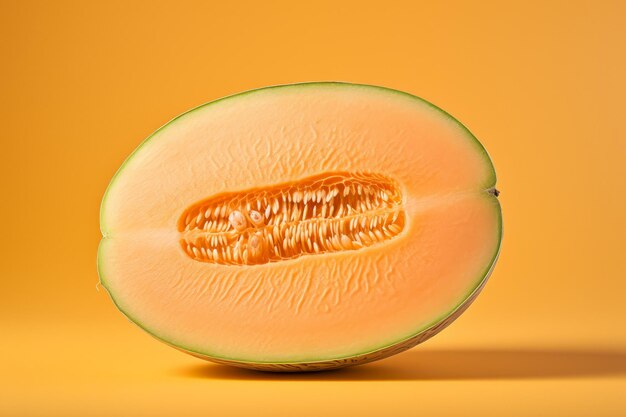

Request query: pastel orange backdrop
[{"left": 1, "top": 1, "right": 624, "bottom": 416}]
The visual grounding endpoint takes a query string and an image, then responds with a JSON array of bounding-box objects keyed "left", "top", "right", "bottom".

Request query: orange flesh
[{"left": 99, "top": 83, "right": 501, "bottom": 363}]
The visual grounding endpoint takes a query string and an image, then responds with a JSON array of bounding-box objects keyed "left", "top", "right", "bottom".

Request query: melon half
[{"left": 98, "top": 82, "right": 502, "bottom": 371}]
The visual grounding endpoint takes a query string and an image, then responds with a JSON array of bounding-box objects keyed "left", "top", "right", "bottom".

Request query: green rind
[{"left": 98, "top": 82, "right": 502, "bottom": 367}]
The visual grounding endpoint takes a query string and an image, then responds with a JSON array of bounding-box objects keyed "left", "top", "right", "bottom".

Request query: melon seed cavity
[{"left": 178, "top": 172, "right": 405, "bottom": 265}]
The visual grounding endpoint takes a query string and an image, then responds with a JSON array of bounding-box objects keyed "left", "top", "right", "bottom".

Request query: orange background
[{"left": 2, "top": 1, "right": 625, "bottom": 416}]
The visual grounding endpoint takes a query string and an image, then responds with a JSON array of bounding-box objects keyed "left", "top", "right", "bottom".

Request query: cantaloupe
[{"left": 98, "top": 82, "right": 501, "bottom": 371}]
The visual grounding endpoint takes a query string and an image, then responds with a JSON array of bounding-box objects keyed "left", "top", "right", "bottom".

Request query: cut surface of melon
[{"left": 99, "top": 82, "right": 501, "bottom": 369}]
